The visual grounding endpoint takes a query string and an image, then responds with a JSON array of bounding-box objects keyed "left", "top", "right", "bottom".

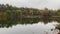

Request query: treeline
[{"left": 0, "top": 4, "right": 60, "bottom": 23}]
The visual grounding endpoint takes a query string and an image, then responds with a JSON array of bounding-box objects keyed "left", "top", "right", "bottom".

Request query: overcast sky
[{"left": 0, "top": 0, "right": 60, "bottom": 10}]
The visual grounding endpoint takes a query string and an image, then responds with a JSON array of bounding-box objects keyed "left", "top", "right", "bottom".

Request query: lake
[{"left": 0, "top": 21, "right": 58, "bottom": 34}]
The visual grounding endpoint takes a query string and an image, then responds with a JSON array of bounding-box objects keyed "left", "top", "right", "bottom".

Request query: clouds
[
  {"left": 45, "top": 0, "right": 60, "bottom": 9},
  {"left": 0, "top": 0, "right": 60, "bottom": 9}
]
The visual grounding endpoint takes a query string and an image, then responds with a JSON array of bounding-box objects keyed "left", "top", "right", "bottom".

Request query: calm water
[{"left": 0, "top": 21, "right": 58, "bottom": 34}]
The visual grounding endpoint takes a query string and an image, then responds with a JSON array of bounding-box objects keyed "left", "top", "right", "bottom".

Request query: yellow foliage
[{"left": 16, "top": 10, "right": 21, "bottom": 12}]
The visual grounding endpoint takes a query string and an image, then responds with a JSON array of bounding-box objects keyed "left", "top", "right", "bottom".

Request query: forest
[{"left": 0, "top": 4, "right": 60, "bottom": 21}]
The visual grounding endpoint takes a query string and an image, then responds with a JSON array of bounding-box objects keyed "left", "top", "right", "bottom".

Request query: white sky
[{"left": 0, "top": 0, "right": 60, "bottom": 10}]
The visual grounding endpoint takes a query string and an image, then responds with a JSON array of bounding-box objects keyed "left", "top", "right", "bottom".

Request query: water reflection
[
  {"left": 0, "top": 17, "right": 60, "bottom": 28},
  {"left": 0, "top": 22, "right": 58, "bottom": 34}
]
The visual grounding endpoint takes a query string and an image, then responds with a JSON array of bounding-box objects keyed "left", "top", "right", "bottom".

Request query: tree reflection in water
[{"left": 0, "top": 17, "right": 60, "bottom": 28}]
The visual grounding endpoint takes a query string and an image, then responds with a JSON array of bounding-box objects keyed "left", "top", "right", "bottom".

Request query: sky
[{"left": 0, "top": 0, "right": 60, "bottom": 10}]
